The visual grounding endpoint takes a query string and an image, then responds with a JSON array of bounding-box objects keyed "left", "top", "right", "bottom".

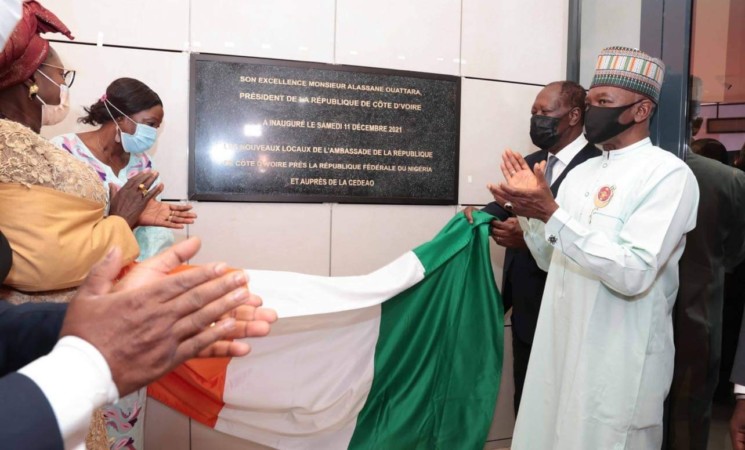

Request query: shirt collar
[
  {"left": 551, "top": 134, "right": 588, "bottom": 166},
  {"left": 602, "top": 137, "right": 651, "bottom": 160}
]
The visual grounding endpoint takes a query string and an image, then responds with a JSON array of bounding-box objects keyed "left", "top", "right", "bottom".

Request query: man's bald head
[{"left": 530, "top": 81, "right": 586, "bottom": 153}]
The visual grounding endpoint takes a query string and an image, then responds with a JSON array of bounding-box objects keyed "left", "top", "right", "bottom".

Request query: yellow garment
[
  {"left": 0, "top": 184, "right": 138, "bottom": 291},
  {"left": 0, "top": 119, "right": 138, "bottom": 292}
]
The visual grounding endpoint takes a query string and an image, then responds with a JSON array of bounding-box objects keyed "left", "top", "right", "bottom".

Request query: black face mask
[
  {"left": 584, "top": 99, "right": 644, "bottom": 144},
  {"left": 530, "top": 114, "right": 562, "bottom": 150}
]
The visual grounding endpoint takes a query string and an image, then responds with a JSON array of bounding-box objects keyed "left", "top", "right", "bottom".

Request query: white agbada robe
[{"left": 511, "top": 138, "right": 699, "bottom": 450}]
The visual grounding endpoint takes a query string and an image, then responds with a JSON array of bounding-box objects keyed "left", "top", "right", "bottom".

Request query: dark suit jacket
[
  {"left": 0, "top": 301, "right": 67, "bottom": 449},
  {"left": 0, "top": 301, "right": 67, "bottom": 377},
  {"left": 483, "top": 143, "right": 601, "bottom": 345},
  {"left": 0, "top": 372, "right": 65, "bottom": 449}
]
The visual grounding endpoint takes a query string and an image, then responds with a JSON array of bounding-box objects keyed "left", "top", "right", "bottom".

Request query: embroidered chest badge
[{"left": 594, "top": 185, "right": 615, "bottom": 209}]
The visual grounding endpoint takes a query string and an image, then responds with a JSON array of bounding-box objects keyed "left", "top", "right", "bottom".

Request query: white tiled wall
[
  {"left": 462, "top": 0, "right": 568, "bottom": 85},
  {"left": 144, "top": 399, "right": 190, "bottom": 450},
  {"left": 192, "top": 421, "right": 274, "bottom": 450},
  {"left": 335, "top": 0, "right": 462, "bottom": 75},
  {"left": 330, "top": 204, "right": 458, "bottom": 276},
  {"left": 42, "top": 0, "right": 189, "bottom": 50},
  {"left": 39, "top": 0, "right": 569, "bottom": 447},
  {"left": 187, "top": 203, "right": 332, "bottom": 275},
  {"left": 579, "top": 0, "right": 642, "bottom": 88},
  {"left": 459, "top": 79, "right": 542, "bottom": 205},
  {"left": 190, "top": 0, "right": 336, "bottom": 63}
]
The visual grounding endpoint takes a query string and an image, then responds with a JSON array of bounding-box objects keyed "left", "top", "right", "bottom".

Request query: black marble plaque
[{"left": 189, "top": 54, "right": 460, "bottom": 204}]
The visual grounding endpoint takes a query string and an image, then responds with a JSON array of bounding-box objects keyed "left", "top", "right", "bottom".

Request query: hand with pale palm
[
  {"left": 137, "top": 199, "right": 197, "bottom": 229},
  {"left": 502, "top": 149, "right": 544, "bottom": 190},
  {"left": 487, "top": 149, "right": 558, "bottom": 222},
  {"left": 61, "top": 237, "right": 277, "bottom": 396}
]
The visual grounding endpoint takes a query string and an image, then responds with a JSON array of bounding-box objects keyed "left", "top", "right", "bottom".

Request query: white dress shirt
[
  {"left": 545, "top": 134, "right": 589, "bottom": 185},
  {"left": 18, "top": 336, "right": 119, "bottom": 450}
]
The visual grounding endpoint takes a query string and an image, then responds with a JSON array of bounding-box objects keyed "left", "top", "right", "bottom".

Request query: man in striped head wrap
[{"left": 489, "top": 46, "right": 700, "bottom": 449}]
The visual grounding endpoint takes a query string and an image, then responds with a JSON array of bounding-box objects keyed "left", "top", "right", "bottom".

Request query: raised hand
[
  {"left": 501, "top": 149, "right": 543, "bottom": 190},
  {"left": 108, "top": 171, "right": 163, "bottom": 228},
  {"left": 61, "top": 237, "right": 276, "bottom": 396},
  {"left": 487, "top": 150, "right": 558, "bottom": 222},
  {"left": 138, "top": 200, "right": 197, "bottom": 229}
]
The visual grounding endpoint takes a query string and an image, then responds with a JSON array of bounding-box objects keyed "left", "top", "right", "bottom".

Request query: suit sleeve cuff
[
  {"left": 19, "top": 336, "right": 119, "bottom": 450},
  {"left": 735, "top": 384, "right": 745, "bottom": 395}
]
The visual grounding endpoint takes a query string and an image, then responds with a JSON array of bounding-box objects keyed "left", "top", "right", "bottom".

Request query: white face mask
[{"left": 35, "top": 69, "right": 70, "bottom": 126}]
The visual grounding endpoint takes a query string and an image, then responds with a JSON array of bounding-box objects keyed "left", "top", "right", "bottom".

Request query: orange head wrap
[{"left": 0, "top": 0, "right": 73, "bottom": 91}]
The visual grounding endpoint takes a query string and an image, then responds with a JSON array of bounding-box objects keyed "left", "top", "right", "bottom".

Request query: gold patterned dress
[
  {"left": 0, "top": 118, "right": 138, "bottom": 301},
  {"left": 0, "top": 118, "right": 140, "bottom": 449}
]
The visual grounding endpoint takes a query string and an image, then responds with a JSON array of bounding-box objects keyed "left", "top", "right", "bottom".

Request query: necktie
[{"left": 545, "top": 155, "right": 559, "bottom": 186}]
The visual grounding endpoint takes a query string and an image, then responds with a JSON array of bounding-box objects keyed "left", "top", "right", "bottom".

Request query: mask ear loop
[
  {"left": 34, "top": 69, "right": 63, "bottom": 104},
  {"left": 102, "top": 96, "right": 125, "bottom": 144}
]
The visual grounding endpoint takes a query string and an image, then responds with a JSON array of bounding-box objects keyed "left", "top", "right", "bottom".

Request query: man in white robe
[{"left": 489, "top": 46, "right": 700, "bottom": 449}]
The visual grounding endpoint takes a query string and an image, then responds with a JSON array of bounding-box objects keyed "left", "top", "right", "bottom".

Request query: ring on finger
[
  {"left": 509, "top": 171, "right": 516, "bottom": 176},
  {"left": 504, "top": 201, "right": 514, "bottom": 211},
  {"left": 138, "top": 183, "right": 148, "bottom": 197}
]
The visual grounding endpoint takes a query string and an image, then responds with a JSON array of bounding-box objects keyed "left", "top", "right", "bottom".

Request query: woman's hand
[
  {"left": 108, "top": 171, "right": 163, "bottom": 228},
  {"left": 138, "top": 200, "right": 197, "bottom": 229}
]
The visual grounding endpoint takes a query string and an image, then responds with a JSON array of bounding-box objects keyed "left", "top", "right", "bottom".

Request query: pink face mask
[{"left": 35, "top": 69, "right": 70, "bottom": 126}]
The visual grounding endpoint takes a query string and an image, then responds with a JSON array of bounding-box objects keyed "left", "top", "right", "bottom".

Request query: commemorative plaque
[{"left": 189, "top": 54, "right": 460, "bottom": 204}]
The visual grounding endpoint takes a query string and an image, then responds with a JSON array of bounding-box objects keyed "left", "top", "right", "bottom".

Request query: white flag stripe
[
  {"left": 245, "top": 251, "right": 426, "bottom": 318},
  {"left": 218, "top": 307, "right": 379, "bottom": 449},
  {"left": 213, "top": 252, "right": 426, "bottom": 448}
]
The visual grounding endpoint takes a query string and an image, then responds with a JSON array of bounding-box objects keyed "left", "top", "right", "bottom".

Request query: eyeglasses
[{"left": 39, "top": 63, "right": 76, "bottom": 88}]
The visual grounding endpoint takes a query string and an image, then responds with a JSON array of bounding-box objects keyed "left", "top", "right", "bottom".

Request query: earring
[
  {"left": 28, "top": 83, "right": 39, "bottom": 98},
  {"left": 114, "top": 129, "right": 121, "bottom": 144}
]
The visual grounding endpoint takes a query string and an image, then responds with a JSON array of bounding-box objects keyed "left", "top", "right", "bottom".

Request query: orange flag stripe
[
  {"left": 148, "top": 357, "right": 231, "bottom": 428},
  {"left": 146, "top": 264, "right": 244, "bottom": 427}
]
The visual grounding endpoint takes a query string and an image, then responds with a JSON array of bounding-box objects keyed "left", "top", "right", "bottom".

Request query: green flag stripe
[{"left": 350, "top": 211, "right": 503, "bottom": 449}]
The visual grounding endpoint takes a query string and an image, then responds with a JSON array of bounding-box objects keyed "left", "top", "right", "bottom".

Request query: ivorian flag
[{"left": 149, "top": 211, "right": 503, "bottom": 449}]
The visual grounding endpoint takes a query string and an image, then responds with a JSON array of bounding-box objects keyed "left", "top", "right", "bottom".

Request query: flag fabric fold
[{"left": 149, "top": 211, "right": 503, "bottom": 449}]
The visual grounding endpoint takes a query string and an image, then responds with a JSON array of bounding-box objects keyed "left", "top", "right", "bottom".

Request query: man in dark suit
[
  {"left": 0, "top": 301, "right": 68, "bottom": 449},
  {"left": 731, "top": 311, "right": 745, "bottom": 450},
  {"left": 0, "top": 233, "right": 277, "bottom": 450},
  {"left": 665, "top": 142, "right": 745, "bottom": 450},
  {"left": 0, "top": 227, "right": 68, "bottom": 448},
  {"left": 465, "top": 80, "right": 600, "bottom": 413}
]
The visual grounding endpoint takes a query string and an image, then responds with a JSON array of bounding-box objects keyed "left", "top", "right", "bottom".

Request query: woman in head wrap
[
  {"left": 51, "top": 78, "right": 197, "bottom": 261},
  {"left": 0, "top": 3, "right": 184, "bottom": 448},
  {"left": 0, "top": 1, "right": 167, "bottom": 298}
]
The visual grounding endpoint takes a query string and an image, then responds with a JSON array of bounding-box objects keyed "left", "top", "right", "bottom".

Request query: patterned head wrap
[
  {"left": 0, "top": 0, "right": 73, "bottom": 91},
  {"left": 590, "top": 46, "right": 665, "bottom": 103}
]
